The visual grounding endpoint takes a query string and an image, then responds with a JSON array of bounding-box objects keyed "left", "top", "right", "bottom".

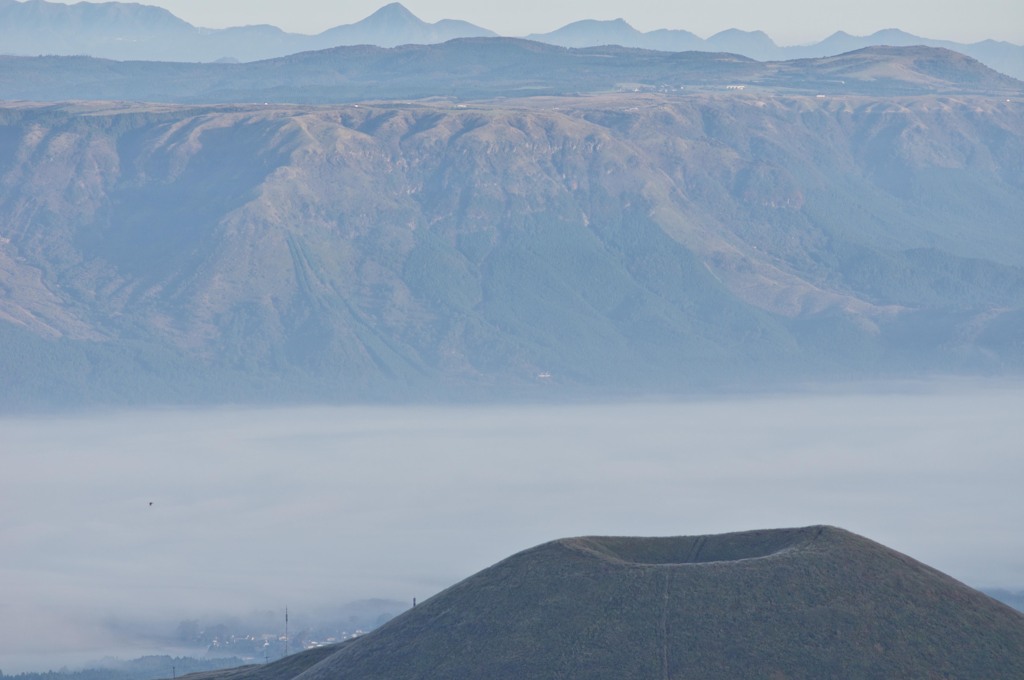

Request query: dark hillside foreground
[{"left": 176, "top": 526, "right": 1024, "bottom": 679}]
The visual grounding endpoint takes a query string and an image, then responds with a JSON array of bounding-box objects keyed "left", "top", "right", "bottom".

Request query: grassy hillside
[{"left": 180, "top": 527, "right": 1024, "bottom": 679}]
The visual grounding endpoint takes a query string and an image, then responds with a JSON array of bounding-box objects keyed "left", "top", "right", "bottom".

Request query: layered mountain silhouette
[
  {"left": 180, "top": 527, "right": 1024, "bottom": 679},
  {"left": 0, "top": 41, "right": 1019, "bottom": 103},
  {"left": 525, "top": 21, "right": 780, "bottom": 61},
  {"left": 0, "top": 0, "right": 1021, "bottom": 79},
  {"left": 527, "top": 21, "right": 1024, "bottom": 80},
  {"left": 0, "top": 1, "right": 495, "bottom": 63},
  {"left": 316, "top": 3, "right": 493, "bottom": 48}
]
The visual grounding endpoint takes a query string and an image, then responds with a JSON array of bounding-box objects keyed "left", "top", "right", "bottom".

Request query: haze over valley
[{"left": 2, "top": 385, "right": 1024, "bottom": 673}]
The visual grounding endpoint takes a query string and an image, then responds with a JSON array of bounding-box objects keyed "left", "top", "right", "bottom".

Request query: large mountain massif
[{"left": 1, "top": 43, "right": 1022, "bottom": 409}]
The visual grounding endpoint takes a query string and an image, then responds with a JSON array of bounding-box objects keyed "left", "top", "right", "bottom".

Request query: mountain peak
[
  {"left": 369, "top": 2, "right": 416, "bottom": 18},
  {"left": 871, "top": 27, "right": 919, "bottom": 39},
  {"left": 313, "top": 2, "right": 493, "bottom": 47},
  {"left": 557, "top": 17, "right": 638, "bottom": 31},
  {"left": 709, "top": 27, "right": 776, "bottom": 43},
  {"left": 527, "top": 17, "right": 643, "bottom": 48},
  {"left": 360, "top": 2, "right": 424, "bottom": 26}
]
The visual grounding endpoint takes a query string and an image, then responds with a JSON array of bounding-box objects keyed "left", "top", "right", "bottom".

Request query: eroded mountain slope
[{"left": 1, "top": 93, "right": 1022, "bottom": 407}]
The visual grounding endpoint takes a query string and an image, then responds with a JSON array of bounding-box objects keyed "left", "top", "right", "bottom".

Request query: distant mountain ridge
[
  {"left": 0, "top": 1, "right": 496, "bottom": 62},
  {"left": 0, "top": 42, "right": 1019, "bottom": 104},
  {"left": 317, "top": 2, "right": 492, "bottom": 47},
  {"left": 0, "top": 0, "right": 1020, "bottom": 79},
  {"left": 527, "top": 20, "right": 1024, "bottom": 79}
]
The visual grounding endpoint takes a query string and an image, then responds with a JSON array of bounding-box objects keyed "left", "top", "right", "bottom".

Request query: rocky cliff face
[{"left": 1, "top": 94, "right": 1022, "bottom": 408}]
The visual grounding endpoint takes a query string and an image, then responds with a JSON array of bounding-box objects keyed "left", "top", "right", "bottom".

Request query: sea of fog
[{"left": 2, "top": 380, "right": 1023, "bottom": 672}]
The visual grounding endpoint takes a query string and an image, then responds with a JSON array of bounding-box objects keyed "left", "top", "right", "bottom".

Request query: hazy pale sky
[
  {"left": 45, "top": 0, "right": 1024, "bottom": 44},
  {"left": 2, "top": 382, "right": 1023, "bottom": 672}
]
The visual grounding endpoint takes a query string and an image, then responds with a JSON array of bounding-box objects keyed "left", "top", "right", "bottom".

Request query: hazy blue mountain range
[
  {"left": 1, "top": 66, "right": 1022, "bottom": 409},
  {"left": 526, "top": 21, "right": 1024, "bottom": 80},
  {"left": 0, "top": 0, "right": 1021, "bottom": 80},
  {"left": 0, "top": 41, "right": 1020, "bottom": 104},
  {"left": 170, "top": 527, "right": 1024, "bottom": 679},
  {"left": 0, "top": 1, "right": 495, "bottom": 62}
]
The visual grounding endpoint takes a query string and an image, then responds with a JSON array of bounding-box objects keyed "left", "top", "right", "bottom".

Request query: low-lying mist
[{"left": 2, "top": 380, "right": 1022, "bottom": 672}]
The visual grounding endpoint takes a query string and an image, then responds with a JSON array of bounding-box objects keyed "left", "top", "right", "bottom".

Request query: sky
[
  {"left": 2, "top": 381, "right": 1023, "bottom": 672},
  {"left": 42, "top": 0, "right": 1024, "bottom": 44}
]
